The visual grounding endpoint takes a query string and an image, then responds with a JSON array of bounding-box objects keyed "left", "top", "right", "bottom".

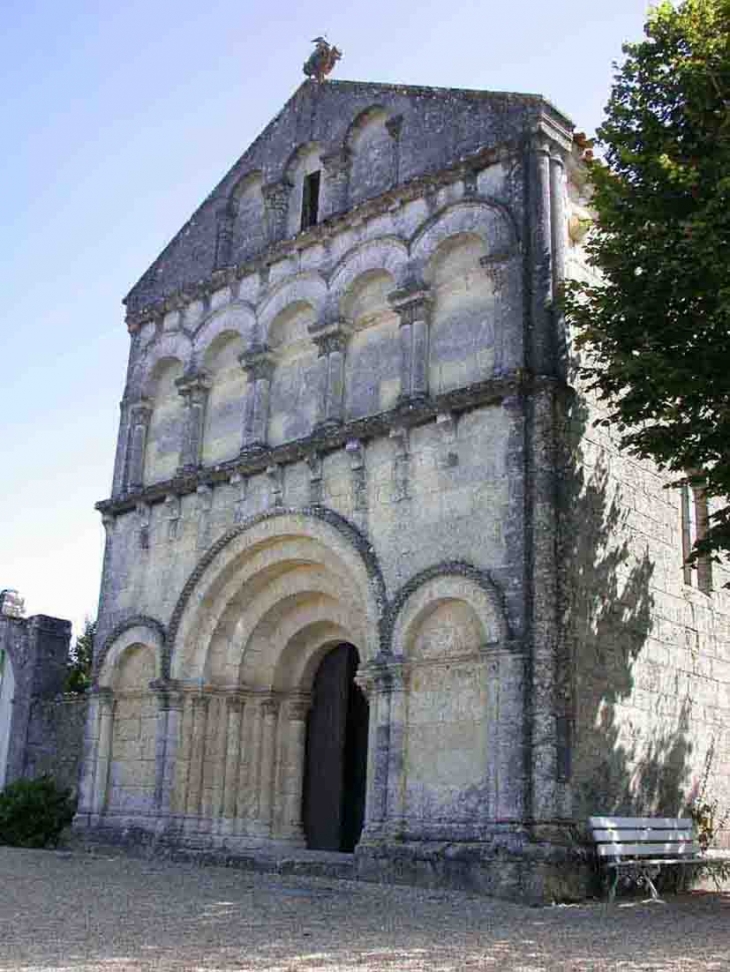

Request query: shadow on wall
[{"left": 564, "top": 396, "right": 693, "bottom": 820}]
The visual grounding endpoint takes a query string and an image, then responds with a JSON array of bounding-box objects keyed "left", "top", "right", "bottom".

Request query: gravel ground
[{"left": 1, "top": 847, "right": 729, "bottom": 971}]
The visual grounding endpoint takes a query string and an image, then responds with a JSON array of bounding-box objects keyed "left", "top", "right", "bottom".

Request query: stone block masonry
[{"left": 75, "top": 77, "right": 730, "bottom": 902}]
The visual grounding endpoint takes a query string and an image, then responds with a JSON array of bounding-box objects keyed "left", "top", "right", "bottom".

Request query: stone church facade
[{"left": 75, "top": 79, "right": 730, "bottom": 900}]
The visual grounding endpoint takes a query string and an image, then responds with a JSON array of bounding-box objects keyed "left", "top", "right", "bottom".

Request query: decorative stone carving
[
  {"left": 230, "top": 471, "right": 247, "bottom": 524},
  {"left": 346, "top": 438, "right": 368, "bottom": 526},
  {"left": 136, "top": 502, "right": 151, "bottom": 550},
  {"left": 306, "top": 451, "right": 323, "bottom": 505},
  {"left": 389, "top": 426, "right": 410, "bottom": 502},
  {"left": 125, "top": 399, "right": 153, "bottom": 492},
  {"left": 164, "top": 494, "right": 181, "bottom": 541},
  {"left": 266, "top": 464, "right": 284, "bottom": 507}
]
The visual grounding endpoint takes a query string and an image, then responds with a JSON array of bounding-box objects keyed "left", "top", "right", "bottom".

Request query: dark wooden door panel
[{"left": 303, "top": 643, "right": 369, "bottom": 852}]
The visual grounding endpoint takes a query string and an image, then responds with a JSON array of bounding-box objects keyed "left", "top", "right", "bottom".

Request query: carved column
[
  {"left": 262, "top": 180, "right": 292, "bottom": 245},
  {"left": 125, "top": 399, "right": 153, "bottom": 492},
  {"left": 152, "top": 681, "right": 184, "bottom": 821},
  {"left": 320, "top": 147, "right": 351, "bottom": 219},
  {"left": 528, "top": 135, "right": 555, "bottom": 375},
  {"left": 76, "top": 690, "right": 104, "bottom": 823},
  {"left": 549, "top": 151, "right": 567, "bottom": 375},
  {"left": 255, "top": 697, "right": 279, "bottom": 837},
  {"left": 239, "top": 346, "right": 275, "bottom": 455},
  {"left": 356, "top": 665, "right": 390, "bottom": 840},
  {"left": 176, "top": 372, "right": 211, "bottom": 474},
  {"left": 389, "top": 287, "right": 432, "bottom": 405},
  {"left": 221, "top": 695, "right": 245, "bottom": 834},
  {"left": 311, "top": 323, "right": 350, "bottom": 429},
  {"left": 241, "top": 696, "right": 265, "bottom": 832},
  {"left": 383, "top": 662, "right": 408, "bottom": 837},
  {"left": 185, "top": 694, "right": 210, "bottom": 819},
  {"left": 91, "top": 688, "right": 115, "bottom": 817},
  {"left": 279, "top": 694, "right": 311, "bottom": 843}
]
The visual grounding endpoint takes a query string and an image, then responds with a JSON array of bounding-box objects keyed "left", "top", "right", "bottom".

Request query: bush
[{"left": 0, "top": 776, "right": 76, "bottom": 848}]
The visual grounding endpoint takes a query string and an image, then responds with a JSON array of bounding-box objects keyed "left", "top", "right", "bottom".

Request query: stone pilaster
[
  {"left": 355, "top": 665, "right": 390, "bottom": 841},
  {"left": 256, "top": 696, "right": 279, "bottom": 836},
  {"left": 184, "top": 694, "right": 210, "bottom": 819},
  {"left": 389, "top": 286, "right": 432, "bottom": 405},
  {"left": 311, "top": 322, "right": 351, "bottom": 429},
  {"left": 381, "top": 662, "right": 408, "bottom": 838},
  {"left": 262, "top": 180, "right": 292, "bottom": 245},
  {"left": 320, "top": 147, "right": 351, "bottom": 219},
  {"left": 549, "top": 152, "right": 567, "bottom": 376},
  {"left": 91, "top": 688, "right": 115, "bottom": 817},
  {"left": 151, "top": 680, "right": 185, "bottom": 820},
  {"left": 125, "top": 399, "right": 152, "bottom": 492},
  {"left": 279, "top": 693, "right": 311, "bottom": 843},
  {"left": 239, "top": 345, "right": 275, "bottom": 455},
  {"left": 176, "top": 372, "right": 211, "bottom": 474},
  {"left": 221, "top": 695, "right": 245, "bottom": 833},
  {"left": 529, "top": 136, "right": 554, "bottom": 376}
]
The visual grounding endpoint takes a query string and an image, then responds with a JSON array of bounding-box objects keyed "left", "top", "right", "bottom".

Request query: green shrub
[{"left": 0, "top": 776, "right": 76, "bottom": 848}]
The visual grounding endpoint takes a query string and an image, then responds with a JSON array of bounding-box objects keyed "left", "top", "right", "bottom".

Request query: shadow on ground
[{"left": 1, "top": 849, "right": 730, "bottom": 972}]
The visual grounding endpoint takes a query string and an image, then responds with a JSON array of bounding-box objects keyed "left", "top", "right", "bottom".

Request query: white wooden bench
[{"left": 589, "top": 816, "right": 730, "bottom": 902}]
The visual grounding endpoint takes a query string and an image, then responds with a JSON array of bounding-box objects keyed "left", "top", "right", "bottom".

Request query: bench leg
[{"left": 608, "top": 869, "right": 620, "bottom": 905}]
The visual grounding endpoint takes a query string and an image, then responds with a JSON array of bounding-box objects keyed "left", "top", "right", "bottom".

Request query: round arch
[
  {"left": 95, "top": 616, "right": 167, "bottom": 688},
  {"left": 410, "top": 200, "right": 518, "bottom": 268},
  {"left": 168, "top": 508, "right": 386, "bottom": 684},
  {"left": 387, "top": 561, "right": 510, "bottom": 655}
]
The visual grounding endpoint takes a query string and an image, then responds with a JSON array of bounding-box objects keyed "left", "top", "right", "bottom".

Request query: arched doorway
[{"left": 302, "top": 643, "right": 368, "bottom": 852}]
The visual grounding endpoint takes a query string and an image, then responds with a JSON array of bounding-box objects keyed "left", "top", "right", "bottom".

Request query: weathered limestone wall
[
  {"left": 0, "top": 613, "right": 82, "bottom": 793},
  {"left": 565, "top": 162, "right": 730, "bottom": 840}
]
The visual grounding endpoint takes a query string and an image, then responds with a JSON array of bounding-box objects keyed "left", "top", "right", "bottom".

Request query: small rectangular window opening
[
  {"left": 301, "top": 170, "right": 321, "bottom": 230},
  {"left": 681, "top": 479, "right": 713, "bottom": 594}
]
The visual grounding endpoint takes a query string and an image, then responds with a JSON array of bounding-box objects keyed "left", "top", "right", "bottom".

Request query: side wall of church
[{"left": 564, "top": 166, "right": 730, "bottom": 841}]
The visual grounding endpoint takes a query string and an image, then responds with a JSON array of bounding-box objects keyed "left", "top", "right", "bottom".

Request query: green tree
[
  {"left": 563, "top": 0, "right": 730, "bottom": 569},
  {"left": 65, "top": 618, "right": 95, "bottom": 694}
]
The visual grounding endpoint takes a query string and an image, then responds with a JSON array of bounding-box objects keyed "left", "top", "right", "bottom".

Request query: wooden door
[{"left": 302, "top": 643, "right": 368, "bottom": 852}]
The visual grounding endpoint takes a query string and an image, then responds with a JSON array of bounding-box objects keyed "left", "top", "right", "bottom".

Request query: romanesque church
[{"left": 74, "top": 75, "right": 730, "bottom": 900}]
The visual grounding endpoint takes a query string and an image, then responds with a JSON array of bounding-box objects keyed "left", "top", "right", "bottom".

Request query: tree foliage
[
  {"left": 65, "top": 618, "right": 95, "bottom": 694},
  {"left": 563, "top": 0, "right": 730, "bottom": 567},
  {"left": 0, "top": 776, "right": 75, "bottom": 847}
]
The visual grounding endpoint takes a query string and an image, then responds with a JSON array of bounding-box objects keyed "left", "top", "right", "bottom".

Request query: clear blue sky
[{"left": 1, "top": 0, "right": 649, "bottom": 638}]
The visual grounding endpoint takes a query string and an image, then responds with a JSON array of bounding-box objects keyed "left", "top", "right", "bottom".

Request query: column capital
[
  {"left": 149, "top": 678, "right": 185, "bottom": 709},
  {"left": 530, "top": 115, "right": 573, "bottom": 158},
  {"left": 259, "top": 694, "right": 280, "bottom": 718},
  {"left": 239, "top": 345, "right": 276, "bottom": 382},
  {"left": 388, "top": 284, "right": 432, "bottom": 325},
  {"left": 309, "top": 320, "right": 351, "bottom": 356},
  {"left": 285, "top": 692, "right": 312, "bottom": 722},
  {"left": 129, "top": 398, "right": 153, "bottom": 424},
  {"left": 175, "top": 371, "right": 212, "bottom": 402},
  {"left": 321, "top": 146, "right": 351, "bottom": 175}
]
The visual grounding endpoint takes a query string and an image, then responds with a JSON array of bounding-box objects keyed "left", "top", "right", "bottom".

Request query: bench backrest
[{"left": 589, "top": 816, "right": 701, "bottom": 860}]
